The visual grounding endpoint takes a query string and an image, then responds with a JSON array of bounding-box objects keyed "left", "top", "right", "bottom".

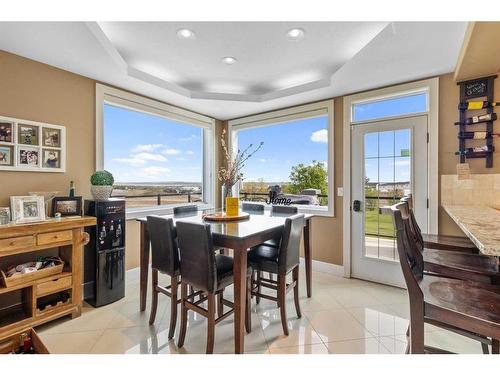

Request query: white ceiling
[{"left": 0, "top": 22, "right": 467, "bottom": 120}]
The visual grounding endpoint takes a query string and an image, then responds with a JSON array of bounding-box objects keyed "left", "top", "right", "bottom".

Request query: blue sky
[
  {"left": 104, "top": 104, "right": 203, "bottom": 183},
  {"left": 236, "top": 116, "right": 328, "bottom": 182}
]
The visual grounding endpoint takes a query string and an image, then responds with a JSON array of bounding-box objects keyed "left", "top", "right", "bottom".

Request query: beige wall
[{"left": 0, "top": 50, "right": 95, "bottom": 205}]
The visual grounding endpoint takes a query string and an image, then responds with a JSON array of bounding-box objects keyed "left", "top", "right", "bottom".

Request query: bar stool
[
  {"left": 391, "top": 202, "right": 500, "bottom": 354},
  {"left": 401, "top": 197, "right": 499, "bottom": 284},
  {"left": 176, "top": 221, "right": 252, "bottom": 354}
]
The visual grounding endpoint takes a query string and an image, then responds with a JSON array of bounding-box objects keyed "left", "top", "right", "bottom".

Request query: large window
[
  {"left": 229, "top": 101, "right": 334, "bottom": 215},
  {"left": 96, "top": 85, "right": 215, "bottom": 212}
]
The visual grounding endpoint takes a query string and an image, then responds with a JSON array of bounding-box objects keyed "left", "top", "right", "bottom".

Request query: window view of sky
[
  {"left": 236, "top": 115, "right": 328, "bottom": 182},
  {"left": 353, "top": 92, "right": 427, "bottom": 122},
  {"left": 103, "top": 104, "right": 203, "bottom": 183}
]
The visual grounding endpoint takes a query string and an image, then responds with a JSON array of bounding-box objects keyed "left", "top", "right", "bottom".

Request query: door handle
[{"left": 353, "top": 200, "right": 362, "bottom": 212}]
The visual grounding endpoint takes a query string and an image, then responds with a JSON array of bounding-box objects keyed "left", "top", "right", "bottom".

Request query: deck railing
[{"left": 112, "top": 192, "right": 203, "bottom": 207}]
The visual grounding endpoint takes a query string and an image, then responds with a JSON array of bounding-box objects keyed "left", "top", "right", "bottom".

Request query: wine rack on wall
[{"left": 456, "top": 75, "right": 497, "bottom": 168}]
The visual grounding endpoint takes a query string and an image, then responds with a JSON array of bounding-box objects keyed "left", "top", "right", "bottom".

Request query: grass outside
[{"left": 365, "top": 207, "right": 395, "bottom": 238}]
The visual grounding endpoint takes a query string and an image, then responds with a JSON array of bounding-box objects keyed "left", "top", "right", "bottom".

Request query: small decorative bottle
[{"left": 69, "top": 181, "right": 75, "bottom": 197}]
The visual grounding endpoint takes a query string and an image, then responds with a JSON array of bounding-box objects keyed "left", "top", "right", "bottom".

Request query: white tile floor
[{"left": 36, "top": 267, "right": 486, "bottom": 354}]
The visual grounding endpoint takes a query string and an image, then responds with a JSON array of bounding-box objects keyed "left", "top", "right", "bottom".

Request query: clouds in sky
[{"left": 310, "top": 129, "right": 328, "bottom": 143}]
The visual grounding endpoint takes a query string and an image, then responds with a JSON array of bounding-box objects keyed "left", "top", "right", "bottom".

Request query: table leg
[
  {"left": 304, "top": 219, "right": 312, "bottom": 298},
  {"left": 233, "top": 246, "right": 247, "bottom": 354},
  {"left": 140, "top": 222, "right": 150, "bottom": 312}
]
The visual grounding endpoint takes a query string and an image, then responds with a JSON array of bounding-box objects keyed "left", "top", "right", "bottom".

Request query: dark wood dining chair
[
  {"left": 391, "top": 202, "right": 500, "bottom": 354},
  {"left": 173, "top": 205, "right": 198, "bottom": 215},
  {"left": 242, "top": 202, "right": 265, "bottom": 212},
  {"left": 402, "top": 194, "right": 477, "bottom": 253},
  {"left": 176, "top": 221, "right": 252, "bottom": 354},
  {"left": 400, "top": 197, "right": 499, "bottom": 284},
  {"left": 249, "top": 214, "right": 305, "bottom": 335},
  {"left": 146, "top": 216, "right": 181, "bottom": 339}
]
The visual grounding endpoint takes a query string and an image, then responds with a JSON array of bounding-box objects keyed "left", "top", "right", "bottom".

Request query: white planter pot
[{"left": 91, "top": 185, "right": 113, "bottom": 201}]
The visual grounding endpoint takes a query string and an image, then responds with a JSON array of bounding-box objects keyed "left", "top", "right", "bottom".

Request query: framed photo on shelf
[
  {"left": 0, "top": 115, "right": 65, "bottom": 172},
  {"left": 52, "top": 196, "right": 82, "bottom": 216},
  {"left": 0, "top": 145, "right": 14, "bottom": 166},
  {"left": 18, "top": 146, "right": 40, "bottom": 168},
  {"left": 10, "top": 195, "right": 46, "bottom": 224},
  {"left": 0, "top": 121, "right": 13, "bottom": 143},
  {"left": 18, "top": 124, "right": 39, "bottom": 145}
]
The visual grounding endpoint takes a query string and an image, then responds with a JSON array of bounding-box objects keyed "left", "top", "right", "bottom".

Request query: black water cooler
[{"left": 84, "top": 199, "right": 126, "bottom": 307}]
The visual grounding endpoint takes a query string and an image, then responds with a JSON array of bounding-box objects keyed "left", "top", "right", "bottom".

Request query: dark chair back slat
[
  {"left": 176, "top": 221, "right": 217, "bottom": 293},
  {"left": 391, "top": 202, "right": 424, "bottom": 297},
  {"left": 173, "top": 205, "right": 198, "bottom": 215},
  {"left": 272, "top": 205, "right": 298, "bottom": 215},
  {"left": 147, "top": 216, "right": 179, "bottom": 276},
  {"left": 278, "top": 214, "right": 305, "bottom": 274},
  {"left": 242, "top": 202, "right": 265, "bottom": 212},
  {"left": 400, "top": 194, "right": 425, "bottom": 251}
]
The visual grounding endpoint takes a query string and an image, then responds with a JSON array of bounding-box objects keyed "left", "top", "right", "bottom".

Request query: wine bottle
[
  {"left": 458, "top": 131, "right": 500, "bottom": 139},
  {"left": 458, "top": 101, "right": 498, "bottom": 110},
  {"left": 455, "top": 145, "right": 494, "bottom": 155},
  {"left": 454, "top": 113, "right": 497, "bottom": 125},
  {"left": 69, "top": 181, "right": 75, "bottom": 197}
]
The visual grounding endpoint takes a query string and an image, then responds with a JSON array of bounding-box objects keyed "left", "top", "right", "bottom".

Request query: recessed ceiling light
[
  {"left": 286, "top": 28, "right": 305, "bottom": 40},
  {"left": 177, "top": 28, "right": 195, "bottom": 39},
  {"left": 222, "top": 56, "right": 237, "bottom": 65}
]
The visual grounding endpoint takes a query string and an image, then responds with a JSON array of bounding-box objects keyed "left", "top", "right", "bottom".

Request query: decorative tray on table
[{"left": 202, "top": 212, "right": 250, "bottom": 222}]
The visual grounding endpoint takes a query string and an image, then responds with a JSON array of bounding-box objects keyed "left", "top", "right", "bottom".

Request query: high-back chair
[
  {"left": 248, "top": 214, "right": 305, "bottom": 335},
  {"left": 391, "top": 202, "right": 500, "bottom": 354},
  {"left": 400, "top": 196, "right": 498, "bottom": 284},
  {"left": 176, "top": 221, "right": 252, "bottom": 354},
  {"left": 402, "top": 194, "right": 477, "bottom": 252},
  {"left": 173, "top": 205, "right": 198, "bottom": 215},
  {"left": 146, "top": 216, "right": 181, "bottom": 339}
]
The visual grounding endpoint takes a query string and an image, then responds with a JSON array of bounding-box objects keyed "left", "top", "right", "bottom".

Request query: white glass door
[{"left": 351, "top": 115, "right": 428, "bottom": 287}]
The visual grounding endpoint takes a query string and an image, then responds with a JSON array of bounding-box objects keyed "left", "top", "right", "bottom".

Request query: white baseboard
[{"left": 299, "top": 257, "right": 344, "bottom": 276}]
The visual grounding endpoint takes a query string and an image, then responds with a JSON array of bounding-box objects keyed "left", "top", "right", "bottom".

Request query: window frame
[
  {"left": 228, "top": 100, "right": 335, "bottom": 217},
  {"left": 95, "top": 84, "right": 216, "bottom": 218}
]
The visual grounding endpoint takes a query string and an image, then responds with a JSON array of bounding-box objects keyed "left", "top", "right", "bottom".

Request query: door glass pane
[{"left": 364, "top": 128, "right": 411, "bottom": 261}]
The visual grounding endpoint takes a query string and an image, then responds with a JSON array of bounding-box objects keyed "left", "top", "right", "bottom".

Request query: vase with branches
[{"left": 218, "top": 128, "right": 263, "bottom": 211}]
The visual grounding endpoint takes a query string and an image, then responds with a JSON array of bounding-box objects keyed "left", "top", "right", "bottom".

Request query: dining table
[{"left": 135, "top": 209, "right": 314, "bottom": 353}]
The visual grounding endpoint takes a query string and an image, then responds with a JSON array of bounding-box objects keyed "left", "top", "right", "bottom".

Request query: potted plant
[{"left": 90, "top": 170, "right": 114, "bottom": 201}]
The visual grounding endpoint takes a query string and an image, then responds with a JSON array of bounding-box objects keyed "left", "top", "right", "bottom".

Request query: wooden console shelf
[{"left": 0, "top": 216, "right": 96, "bottom": 340}]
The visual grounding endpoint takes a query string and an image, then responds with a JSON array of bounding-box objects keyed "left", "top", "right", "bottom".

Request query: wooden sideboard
[{"left": 0, "top": 216, "right": 96, "bottom": 340}]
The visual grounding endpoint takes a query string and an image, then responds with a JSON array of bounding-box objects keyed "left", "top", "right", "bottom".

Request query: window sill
[{"left": 125, "top": 203, "right": 213, "bottom": 221}]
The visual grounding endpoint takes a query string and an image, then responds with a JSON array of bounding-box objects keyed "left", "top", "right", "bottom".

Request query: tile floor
[{"left": 36, "top": 267, "right": 486, "bottom": 354}]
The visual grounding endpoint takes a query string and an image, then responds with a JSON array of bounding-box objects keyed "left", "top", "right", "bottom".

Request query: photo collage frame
[{"left": 0, "top": 115, "right": 66, "bottom": 172}]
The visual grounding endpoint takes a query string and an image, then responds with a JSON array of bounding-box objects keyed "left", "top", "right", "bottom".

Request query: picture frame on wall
[
  {"left": 0, "top": 121, "right": 13, "bottom": 143},
  {"left": 0, "top": 145, "right": 14, "bottom": 166},
  {"left": 42, "top": 127, "right": 61, "bottom": 147},
  {"left": 42, "top": 148, "right": 61, "bottom": 168},
  {"left": 52, "top": 196, "right": 82, "bottom": 217},
  {"left": 18, "top": 146, "right": 40, "bottom": 168},
  {"left": 18, "top": 124, "right": 39, "bottom": 145},
  {"left": 0, "top": 115, "right": 66, "bottom": 172},
  {"left": 10, "top": 195, "right": 46, "bottom": 224}
]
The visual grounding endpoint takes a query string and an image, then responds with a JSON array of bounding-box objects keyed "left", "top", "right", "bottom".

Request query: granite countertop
[{"left": 442, "top": 204, "right": 500, "bottom": 256}]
